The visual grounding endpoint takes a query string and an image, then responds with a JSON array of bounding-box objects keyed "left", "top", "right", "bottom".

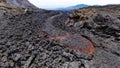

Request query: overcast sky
[{"left": 28, "top": 0, "right": 120, "bottom": 9}]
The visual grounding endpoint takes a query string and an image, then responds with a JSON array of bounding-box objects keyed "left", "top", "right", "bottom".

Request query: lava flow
[
  {"left": 37, "top": 11, "right": 95, "bottom": 55},
  {"left": 39, "top": 31, "right": 95, "bottom": 55}
]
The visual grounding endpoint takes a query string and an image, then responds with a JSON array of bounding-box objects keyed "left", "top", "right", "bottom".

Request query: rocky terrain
[
  {"left": 0, "top": 0, "right": 36, "bottom": 14},
  {"left": 0, "top": 0, "right": 35, "bottom": 8},
  {"left": 0, "top": 0, "right": 120, "bottom": 68},
  {"left": 65, "top": 5, "right": 120, "bottom": 68}
]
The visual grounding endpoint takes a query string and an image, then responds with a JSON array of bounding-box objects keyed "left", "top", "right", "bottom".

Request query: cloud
[{"left": 28, "top": 0, "right": 120, "bottom": 9}]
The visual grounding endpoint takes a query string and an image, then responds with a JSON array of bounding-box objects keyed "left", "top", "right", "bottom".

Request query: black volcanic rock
[
  {"left": 0, "top": 2, "right": 120, "bottom": 68},
  {"left": 65, "top": 5, "right": 120, "bottom": 68}
]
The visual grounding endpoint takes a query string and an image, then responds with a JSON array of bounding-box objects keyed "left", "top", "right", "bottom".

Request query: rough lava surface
[{"left": 0, "top": 0, "right": 120, "bottom": 68}]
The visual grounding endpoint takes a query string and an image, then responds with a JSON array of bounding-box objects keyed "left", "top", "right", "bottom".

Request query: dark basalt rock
[
  {"left": 0, "top": 1, "right": 120, "bottom": 68},
  {"left": 65, "top": 5, "right": 120, "bottom": 68}
]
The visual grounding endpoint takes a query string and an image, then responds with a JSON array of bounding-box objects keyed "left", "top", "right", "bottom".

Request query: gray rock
[
  {"left": 11, "top": 53, "right": 21, "bottom": 61},
  {"left": 62, "top": 61, "right": 81, "bottom": 68}
]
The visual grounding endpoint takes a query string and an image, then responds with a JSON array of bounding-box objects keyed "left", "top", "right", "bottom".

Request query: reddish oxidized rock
[
  {"left": 39, "top": 31, "right": 95, "bottom": 55},
  {"left": 38, "top": 10, "right": 95, "bottom": 55}
]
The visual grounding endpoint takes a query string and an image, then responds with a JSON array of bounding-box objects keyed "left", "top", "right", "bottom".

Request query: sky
[{"left": 28, "top": 0, "right": 120, "bottom": 9}]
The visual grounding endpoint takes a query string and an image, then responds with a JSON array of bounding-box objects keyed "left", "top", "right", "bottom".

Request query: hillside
[
  {"left": 0, "top": 0, "right": 120, "bottom": 68},
  {"left": 57, "top": 4, "right": 88, "bottom": 10},
  {"left": 0, "top": 0, "right": 37, "bottom": 14},
  {"left": 0, "top": 0, "right": 35, "bottom": 8}
]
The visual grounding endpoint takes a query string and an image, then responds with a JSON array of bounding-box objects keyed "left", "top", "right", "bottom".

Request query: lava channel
[{"left": 39, "top": 31, "right": 95, "bottom": 55}]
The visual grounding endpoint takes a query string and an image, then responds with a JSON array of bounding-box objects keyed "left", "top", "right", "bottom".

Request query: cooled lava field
[{"left": 0, "top": 0, "right": 120, "bottom": 68}]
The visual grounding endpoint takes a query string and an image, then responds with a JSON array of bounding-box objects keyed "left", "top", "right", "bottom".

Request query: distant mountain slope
[{"left": 56, "top": 4, "right": 89, "bottom": 10}]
